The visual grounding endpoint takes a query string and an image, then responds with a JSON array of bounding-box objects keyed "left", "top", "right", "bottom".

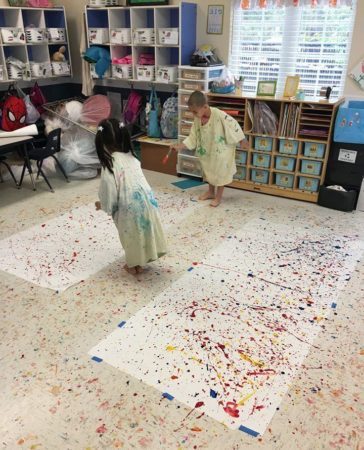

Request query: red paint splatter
[
  {"left": 96, "top": 424, "right": 107, "bottom": 434},
  {"left": 41, "top": 224, "right": 46, "bottom": 228},
  {"left": 171, "top": 375, "right": 178, "bottom": 380},
  {"left": 195, "top": 401, "right": 204, "bottom": 408},
  {"left": 247, "top": 369, "right": 276, "bottom": 376},
  {"left": 223, "top": 402, "right": 240, "bottom": 418}
]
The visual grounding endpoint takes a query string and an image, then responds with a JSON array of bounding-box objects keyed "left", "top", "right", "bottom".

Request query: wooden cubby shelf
[{"left": 208, "top": 93, "right": 344, "bottom": 203}]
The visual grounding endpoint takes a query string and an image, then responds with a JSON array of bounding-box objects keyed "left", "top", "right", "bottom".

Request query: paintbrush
[{"left": 162, "top": 148, "right": 173, "bottom": 165}]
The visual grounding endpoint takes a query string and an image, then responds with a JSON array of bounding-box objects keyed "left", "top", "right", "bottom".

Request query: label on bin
[{"left": 338, "top": 148, "right": 357, "bottom": 163}]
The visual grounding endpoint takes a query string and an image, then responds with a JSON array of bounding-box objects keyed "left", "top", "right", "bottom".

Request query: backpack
[
  {"left": 147, "top": 86, "right": 160, "bottom": 138},
  {"left": 160, "top": 95, "right": 178, "bottom": 138},
  {"left": 29, "top": 82, "right": 47, "bottom": 114},
  {"left": 123, "top": 90, "right": 143, "bottom": 125},
  {"left": 0, "top": 84, "right": 26, "bottom": 132}
]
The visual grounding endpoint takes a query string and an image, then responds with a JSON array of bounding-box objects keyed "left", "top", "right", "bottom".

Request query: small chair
[
  {"left": 18, "top": 128, "right": 69, "bottom": 193},
  {"left": 0, "top": 155, "right": 18, "bottom": 186}
]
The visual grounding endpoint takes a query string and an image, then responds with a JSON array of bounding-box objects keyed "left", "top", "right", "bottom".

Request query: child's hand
[
  {"left": 95, "top": 201, "right": 101, "bottom": 211},
  {"left": 240, "top": 139, "right": 249, "bottom": 150}
]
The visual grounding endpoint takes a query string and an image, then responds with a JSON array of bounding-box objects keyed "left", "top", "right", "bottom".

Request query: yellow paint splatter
[
  {"left": 359, "top": 349, "right": 364, "bottom": 355},
  {"left": 239, "top": 352, "right": 264, "bottom": 367},
  {"left": 238, "top": 392, "right": 255, "bottom": 406},
  {"left": 166, "top": 345, "right": 177, "bottom": 351}
]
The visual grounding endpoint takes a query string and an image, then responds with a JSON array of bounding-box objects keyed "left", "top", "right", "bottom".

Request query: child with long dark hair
[{"left": 95, "top": 118, "right": 167, "bottom": 275}]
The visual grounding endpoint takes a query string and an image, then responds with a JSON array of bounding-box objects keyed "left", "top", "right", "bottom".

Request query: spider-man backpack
[{"left": 0, "top": 84, "right": 26, "bottom": 132}]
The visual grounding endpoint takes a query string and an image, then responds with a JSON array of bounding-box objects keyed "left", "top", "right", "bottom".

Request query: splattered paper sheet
[
  {"left": 89, "top": 219, "right": 363, "bottom": 436},
  {"left": 0, "top": 189, "right": 201, "bottom": 292}
]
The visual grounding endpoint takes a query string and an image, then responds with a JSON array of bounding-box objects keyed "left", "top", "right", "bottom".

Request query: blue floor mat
[{"left": 172, "top": 179, "right": 206, "bottom": 190}]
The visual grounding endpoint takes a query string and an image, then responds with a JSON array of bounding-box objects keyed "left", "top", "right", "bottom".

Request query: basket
[
  {"left": 90, "top": 63, "right": 110, "bottom": 79},
  {"left": 30, "top": 62, "right": 52, "bottom": 78},
  {"left": 136, "top": 65, "right": 155, "bottom": 81},
  {"left": 89, "top": 28, "right": 109, "bottom": 44},
  {"left": 156, "top": 66, "right": 177, "bottom": 83},
  {"left": 110, "top": 28, "right": 131, "bottom": 44},
  {"left": 6, "top": 63, "right": 24, "bottom": 80},
  {"left": 0, "top": 65, "right": 4, "bottom": 81},
  {"left": 158, "top": 28, "right": 178, "bottom": 45},
  {"left": 111, "top": 64, "right": 132, "bottom": 79},
  {"left": 25, "top": 28, "right": 48, "bottom": 43},
  {"left": 47, "top": 28, "right": 66, "bottom": 43},
  {"left": 52, "top": 61, "right": 71, "bottom": 76},
  {"left": 133, "top": 28, "right": 155, "bottom": 45},
  {"left": 1, "top": 28, "right": 25, "bottom": 44}
]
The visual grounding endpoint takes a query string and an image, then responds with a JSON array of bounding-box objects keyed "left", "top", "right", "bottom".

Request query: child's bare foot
[
  {"left": 124, "top": 264, "right": 137, "bottom": 275},
  {"left": 210, "top": 198, "right": 221, "bottom": 207},
  {"left": 135, "top": 265, "right": 144, "bottom": 274},
  {"left": 199, "top": 191, "right": 215, "bottom": 201}
]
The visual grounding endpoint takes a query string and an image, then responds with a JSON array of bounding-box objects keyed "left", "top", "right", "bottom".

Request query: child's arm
[
  {"left": 239, "top": 138, "right": 249, "bottom": 150},
  {"left": 98, "top": 171, "right": 119, "bottom": 217}
]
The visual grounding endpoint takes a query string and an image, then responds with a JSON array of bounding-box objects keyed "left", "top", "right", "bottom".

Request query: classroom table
[{"left": 0, "top": 136, "right": 35, "bottom": 189}]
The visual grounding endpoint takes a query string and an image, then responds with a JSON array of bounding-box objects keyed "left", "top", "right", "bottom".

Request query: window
[{"left": 229, "top": 3, "right": 356, "bottom": 97}]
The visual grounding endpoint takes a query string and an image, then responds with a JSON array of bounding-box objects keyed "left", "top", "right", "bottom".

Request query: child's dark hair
[
  {"left": 187, "top": 91, "right": 208, "bottom": 108},
  {"left": 95, "top": 118, "right": 136, "bottom": 173}
]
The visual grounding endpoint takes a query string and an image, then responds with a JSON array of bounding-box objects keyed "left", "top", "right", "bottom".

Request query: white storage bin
[
  {"left": 110, "top": 28, "right": 131, "bottom": 44},
  {"left": 177, "top": 155, "right": 202, "bottom": 177},
  {"left": 6, "top": 63, "right": 24, "bottom": 80},
  {"left": 111, "top": 64, "right": 132, "bottom": 79},
  {"left": 90, "top": 63, "right": 110, "bottom": 79},
  {"left": 0, "top": 65, "right": 5, "bottom": 81},
  {"left": 52, "top": 61, "right": 71, "bottom": 76},
  {"left": 1, "top": 28, "right": 25, "bottom": 44},
  {"left": 179, "top": 91, "right": 191, "bottom": 107},
  {"left": 89, "top": 28, "right": 109, "bottom": 45},
  {"left": 156, "top": 65, "right": 177, "bottom": 83},
  {"left": 25, "top": 28, "right": 48, "bottom": 43},
  {"left": 47, "top": 28, "right": 66, "bottom": 43},
  {"left": 89, "top": 0, "right": 122, "bottom": 6},
  {"left": 180, "top": 79, "right": 210, "bottom": 92},
  {"left": 133, "top": 28, "right": 155, "bottom": 45},
  {"left": 158, "top": 28, "right": 179, "bottom": 45},
  {"left": 30, "top": 61, "right": 52, "bottom": 78},
  {"left": 136, "top": 65, "right": 155, "bottom": 81}
]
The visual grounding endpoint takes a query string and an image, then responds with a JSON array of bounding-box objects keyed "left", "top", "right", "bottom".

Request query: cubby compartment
[
  {"left": 252, "top": 152, "right": 271, "bottom": 168},
  {"left": 235, "top": 150, "right": 247, "bottom": 165},
  {"left": 27, "top": 45, "right": 51, "bottom": 78},
  {"left": 155, "top": 6, "right": 179, "bottom": 46},
  {"left": 44, "top": 9, "right": 66, "bottom": 43},
  {"left": 134, "top": 46, "right": 155, "bottom": 80},
  {"left": 279, "top": 139, "right": 298, "bottom": 155},
  {"left": 254, "top": 136, "right": 273, "bottom": 152},
  {"left": 275, "top": 173, "right": 294, "bottom": 189},
  {"left": 298, "top": 176, "right": 320, "bottom": 192},
  {"left": 251, "top": 168, "right": 269, "bottom": 184},
  {"left": 111, "top": 45, "right": 132, "bottom": 79},
  {"left": 301, "top": 159, "right": 322, "bottom": 176},
  {"left": 22, "top": 9, "right": 47, "bottom": 43},
  {"left": 155, "top": 46, "right": 178, "bottom": 83},
  {"left": 49, "top": 43, "right": 71, "bottom": 76},
  {"left": 0, "top": 7, "right": 25, "bottom": 45},
  {"left": 4, "top": 45, "right": 28, "bottom": 80},
  {"left": 275, "top": 155, "right": 296, "bottom": 172},
  {"left": 234, "top": 166, "right": 247, "bottom": 181},
  {"left": 303, "top": 141, "right": 325, "bottom": 159},
  {"left": 108, "top": 7, "right": 131, "bottom": 44},
  {"left": 131, "top": 7, "right": 154, "bottom": 45},
  {"left": 86, "top": 8, "right": 109, "bottom": 44},
  {"left": 247, "top": 99, "right": 280, "bottom": 136}
]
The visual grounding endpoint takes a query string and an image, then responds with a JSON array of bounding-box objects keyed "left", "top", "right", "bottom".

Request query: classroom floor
[{"left": 0, "top": 171, "right": 363, "bottom": 450}]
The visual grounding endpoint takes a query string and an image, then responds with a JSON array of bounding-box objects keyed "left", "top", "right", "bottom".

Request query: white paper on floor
[
  {"left": 89, "top": 219, "right": 363, "bottom": 436},
  {"left": 0, "top": 189, "right": 202, "bottom": 291}
]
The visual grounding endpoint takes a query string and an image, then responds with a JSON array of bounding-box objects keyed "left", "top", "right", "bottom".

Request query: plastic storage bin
[
  {"left": 6, "top": 62, "right": 24, "bottom": 80},
  {"left": 301, "top": 159, "right": 322, "bottom": 176},
  {"left": 304, "top": 142, "right": 325, "bottom": 158},
  {"left": 156, "top": 66, "right": 177, "bottom": 83},
  {"left": 180, "top": 67, "right": 223, "bottom": 80},
  {"left": 110, "top": 28, "right": 131, "bottom": 44},
  {"left": 254, "top": 137, "right": 273, "bottom": 152},
  {"left": 1, "top": 28, "right": 25, "bottom": 44},
  {"left": 89, "top": 28, "right": 109, "bottom": 44},
  {"left": 30, "top": 62, "right": 52, "bottom": 78},
  {"left": 275, "top": 173, "right": 294, "bottom": 188},
  {"left": 318, "top": 186, "right": 357, "bottom": 212},
  {"left": 180, "top": 79, "right": 209, "bottom": 92},
  {"left": 111, "top": 64, "right": 132, "bottom": 79},
  {"left": 234, "top": 166, "right": 246, "bottom": 180},
  {"left": 253, "top": 153, "right": 270, "bottom": 168},
  {"left": 181, "top": 109, "right": 194, "bottom": 121},
  {"left": 178, "top": 155, "right": 202, "bottom": 177},
  {"left": 180, "top": 122, "right": 192, "bottom": 136},
  {"left": 158, "top": 28, "right": 179, "bottom": 45},
  {"left": 133, "top": 28, "right": 155, "bottom": 45},
  {"left": 298, "top": 176, "right": 320, "bottom": 192},
  {"left": 251, "top": 169, "right": 269, "bottom": 184},
  {"left": 179, "top": 91, "right": 191, "bottom": 107},
  {"left": 52, "top": 61, "right": 71, "bottom": 76},
  {"left": 47, "top": 28, "right": 66, "bottom": 42},
  {"left": 0, "top": 65, "right": 4, "bottom": 81},
  {"left": 275, "top": 156, "right": 295, "bottom": 171},
  {"left": 235, "top": 150, "right": 247, "bottom": 165},
  {"left": 25, "top": 28, "right": 48, "bottom": 43},
  {"left": 136, "top": 65, "right": 155, "bottom": 81},
  {"left": 279, "top": 139, "right": 298, "bottom": 155}
]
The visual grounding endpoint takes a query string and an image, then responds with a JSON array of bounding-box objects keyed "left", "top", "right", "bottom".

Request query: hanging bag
[
  {"left": 15, "top": 83, "right": 40, "bottom": 124},
  {"left": 147, "top": 86, "right": 160, "bottom": 138},
  {"left": 160, "top": 93, "right": 178, "bottom": 138},
  {"left": 29, "top": 81, "right": 47, "bottom": 114},
  {"left": 0, "top": 83, "right": 27, "bottom": 132}
]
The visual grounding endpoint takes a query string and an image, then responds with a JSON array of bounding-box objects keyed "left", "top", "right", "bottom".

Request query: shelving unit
[
  {"left": 177, "top": 65, "right": 224, "bottom": 178},
  {"left": 207, "top": 93, "right": 344, "bottom": 203},
  {"left": 0, "top": 6, "right": 72, "bottom": 82},
  {"left": 85, "top": 3, "right": 196, "bottom": 84}
]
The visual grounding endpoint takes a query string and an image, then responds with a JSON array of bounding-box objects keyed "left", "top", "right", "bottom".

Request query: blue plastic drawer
[
  {"left": 301, "top": 159, "right": 322, "bottom": 176},
  {"left": 251, "top": 169, "right": 269, "bottom": 184},
  {"left": 234, "top": 166, "right": 246, "bottom": 180},
  {"left": 252, "top": 153, "right": 270, "bottom": 168},
  {"left": 304, "top": 142, "right": 325, "bottom": 158},
  {"left": 279, "top": 139, "right": 298, "bottom": 155},
  {"left": 275, "top": 156, "right": 295, "bottom": 171},
  {"left": 254, "top": 137, "right": 273, "bottom": 152},
  {"left": 235, "top": 150, "right": 247, "bottom": 165},
  {"left": 275, "top": 173, "right": 294, "bottom": 188},
  {"left": 299, "top": 176, "right": 319, "bottom": 192}
]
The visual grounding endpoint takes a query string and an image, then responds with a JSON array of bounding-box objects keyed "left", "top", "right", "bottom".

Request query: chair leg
[
  {"left": 38, "top": 166, "right": 54, "bottom": 193},
  {"left": 18, "top": 162, "right": 27, "bottom": 189},
  {"left": 52, "top": 156, "right": 70, "bottom": 183},
  {"left": 1, "top": 161, "right": 18, "bottom": 186},
  {"left": 36, "top": 160, "right": 43, "bottom": 180}
]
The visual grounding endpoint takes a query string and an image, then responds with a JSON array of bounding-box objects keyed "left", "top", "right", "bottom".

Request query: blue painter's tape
[
  {"left": 188, "top": 267, "right": 194, "bottom": 272},
  {"left": 162, "top": 392, "right": 174, "bottom": 401},
  {"left": 118, "top": 321, "right": 126, "bottom": 328},
  {"left": 239, "top": 425, "right": 259, "bottom": 437},
  {"left": 91, "top": 356, "right": 103, "bottom": 363},
  {"left": 210, "top": 389, "right": 218, "bottom": 398},
  {"left": 331, "top": 303, "right": 337, "bottom": 309}
]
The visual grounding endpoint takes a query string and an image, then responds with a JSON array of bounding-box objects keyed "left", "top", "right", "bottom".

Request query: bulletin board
[{"left": 207, "top": 5, "right": 224, "bottom": 35}]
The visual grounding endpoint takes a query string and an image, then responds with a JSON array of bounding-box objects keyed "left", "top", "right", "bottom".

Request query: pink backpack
[{"left": 123, "top": 90, "right": 143, "bottom": 125}]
